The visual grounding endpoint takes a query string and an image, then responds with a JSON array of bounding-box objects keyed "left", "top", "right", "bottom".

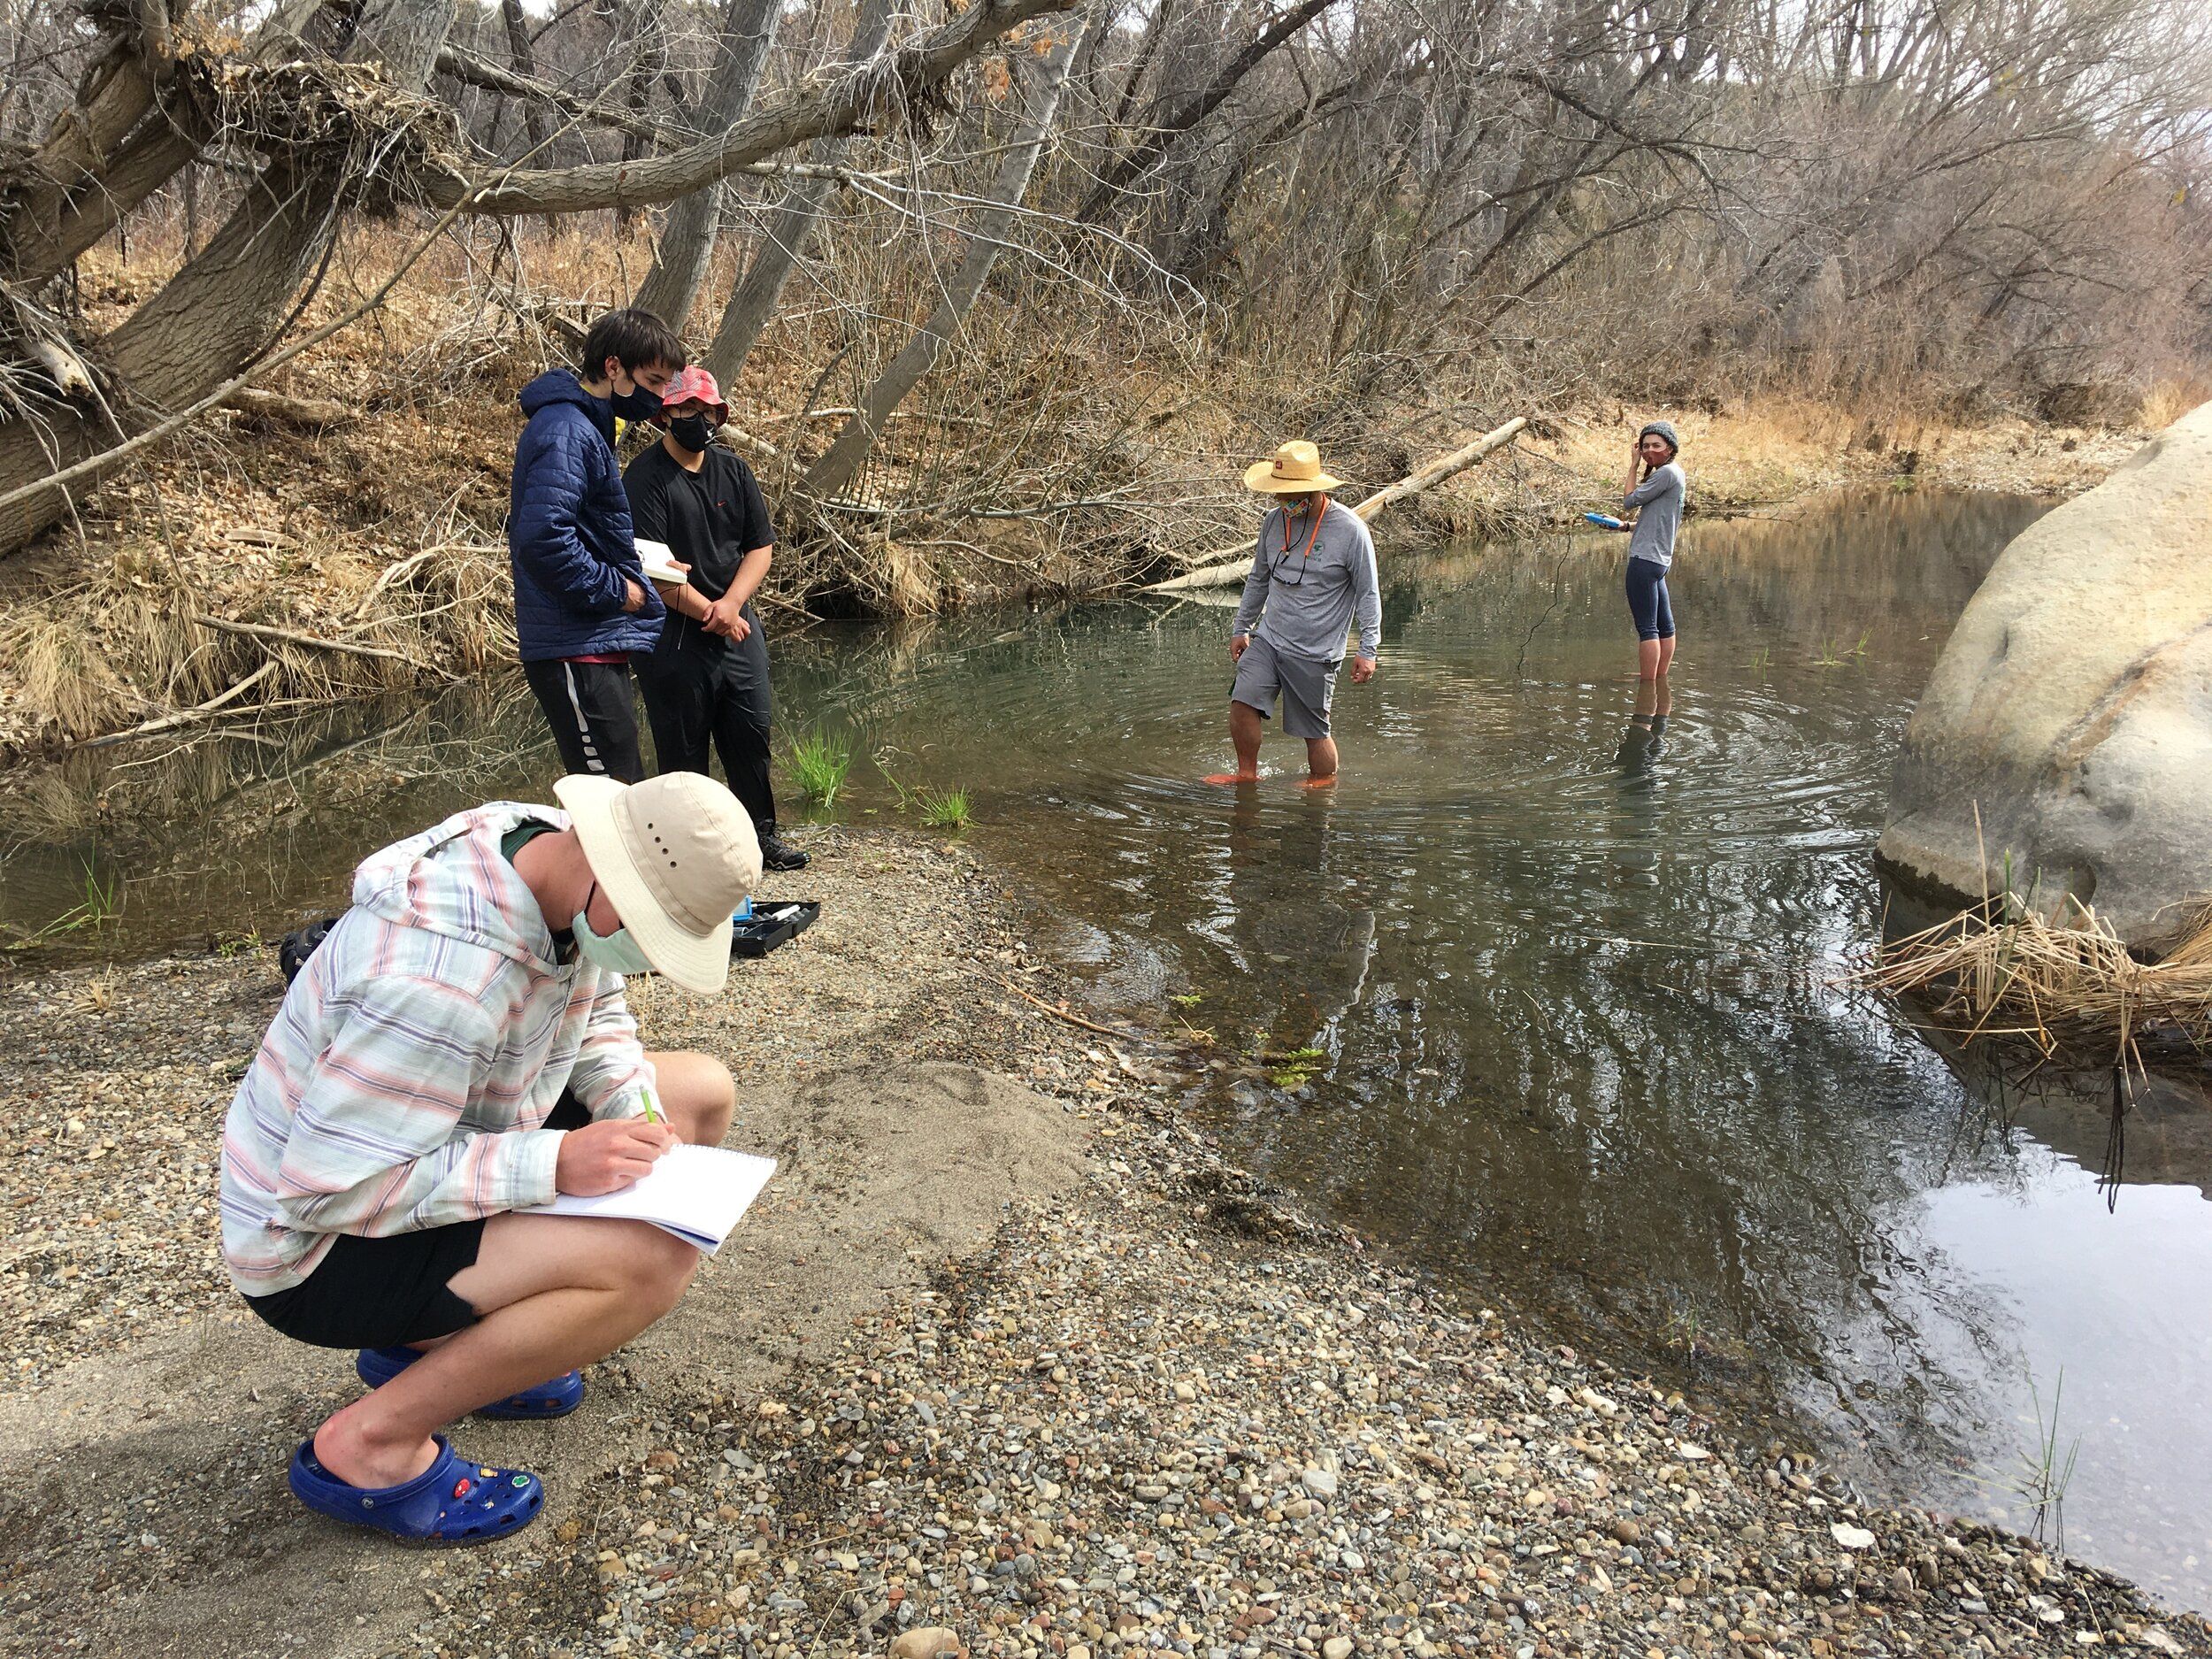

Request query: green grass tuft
[
  {"left": 8, "top": 856, "right": 122, "bottom": 948},
  {"left": 787, "top": 729, "right": 854, "bottom": 809},
  {"left": 915, "top": 787, "right": 972, "bottom": 831},
  {"left": 2014, "top": 1368, "right": 2081, "bottom": 1548}
]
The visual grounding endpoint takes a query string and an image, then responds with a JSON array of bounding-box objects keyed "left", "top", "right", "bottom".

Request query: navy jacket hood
[{"left": 518, "top": 369, "right": 614, "bottom": 434}]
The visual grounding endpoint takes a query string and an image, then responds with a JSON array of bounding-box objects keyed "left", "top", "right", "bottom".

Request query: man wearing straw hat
[
  {"left": 1225, "top": 440, "right": 1382, "bottom": 785},
  {"left": 219, "top": 772, "right": 759, "bottom": 1544}
]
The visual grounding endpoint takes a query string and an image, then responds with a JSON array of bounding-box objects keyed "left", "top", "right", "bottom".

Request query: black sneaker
[{"left": 758, "top": 831, "right": 810, "bottom": 872}]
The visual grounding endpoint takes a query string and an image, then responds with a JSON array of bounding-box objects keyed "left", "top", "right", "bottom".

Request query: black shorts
[{"left": 242, "top": 1090, "right": 589, "bottom": 1350}]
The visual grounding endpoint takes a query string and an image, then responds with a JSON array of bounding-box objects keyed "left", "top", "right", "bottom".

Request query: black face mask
[
  {"left": 669, "top": 414, "right": 717, "bottom": 453},
  {"left": 609, "top": 385, "right": 665, "bottom": 422}
]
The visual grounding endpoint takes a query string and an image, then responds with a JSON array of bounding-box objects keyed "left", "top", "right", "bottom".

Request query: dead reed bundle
[{"left": 1861, "top": 896, "right": 2212, "bottom": 1064}]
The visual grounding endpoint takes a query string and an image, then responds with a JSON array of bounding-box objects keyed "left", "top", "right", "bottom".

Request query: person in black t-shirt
[{"left": 626, "top": 366, "right": 810, "bottom": 872}]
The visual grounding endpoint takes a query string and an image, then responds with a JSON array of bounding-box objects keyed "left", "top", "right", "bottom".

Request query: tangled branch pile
[
  {"left": 180, "top": 40, "right": 465, "bottom": 213},
  {"left": 1861, "top": 897, "right": 2212, "bottom": 1064}
]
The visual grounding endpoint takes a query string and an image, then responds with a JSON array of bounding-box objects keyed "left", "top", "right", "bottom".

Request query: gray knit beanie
[{"left": 1639, "top": 420, "right": 1680, "bottom": 455}]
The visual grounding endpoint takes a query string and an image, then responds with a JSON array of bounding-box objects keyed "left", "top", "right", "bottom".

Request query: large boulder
[{"left": 1877, "top": 403, "right": 2212, "bottom": 953}]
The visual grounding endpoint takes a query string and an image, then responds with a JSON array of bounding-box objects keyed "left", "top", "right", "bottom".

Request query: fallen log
[
  {"left": 193, "top": 613, "right": 452, "bottom": 676},
  {"left": 1143, "top": 416, "right": 1528, "bottom": 592},
  {"left": 77, "top": 661, "right": 280, "bottom": 749},
  {"left": 221, "top": 387, "right": 352, "bottom": 427}
]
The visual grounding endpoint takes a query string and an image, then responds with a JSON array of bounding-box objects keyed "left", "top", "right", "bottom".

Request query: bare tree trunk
[
  {"left": 630, "top": 0, "right": 782, "bottom": 328},
  {"left": 1, "top": 0, "right": 329, "bottom": 285},
  {"left": 0, "top": 0, "right": 455, "bottom": 555},
  {"left": 423, "top": 0, "right": 1076, "bottom": 216},
  {"left": 699, "top": 0, "right": 895, "bottom": 381},
  {"left": 2, "top": 36, "right": 173, "bottom": 280},
  {"left": 1107, "top": 0, "right": 1177, "bottom": 131},
  {"left": 803, "top": 17, "right": 1090, "bottom": 503},
  {"left": 499, "top": 0, "right": 550, "bottom": 151},
  {"left": 612, "top": 0, "right": 669, "bottom": 230}
]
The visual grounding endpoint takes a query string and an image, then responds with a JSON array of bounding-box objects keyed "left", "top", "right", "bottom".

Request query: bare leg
[
  {"left": 1638, "top": 638, "right": 1663, "bottom": 680},
  {"left": 1656, "top": 634, "right": 1677, "bottom": 677},
  {"left": 644, "top": 1048, "right": 735, "bottom": 1147},
  {"left": 311, "top": 1057, "right": 730, "bottom": 1486},
  {"left": 1302, "top": 735, "right": 1340, "bottom": 784},
  {"left": 394, "top": 1050, "right": 733, "bottom": 1365},
  {"left": 1229, "top": 700, "right": 1264, "bottom": 780},
  {"left": 313, "top": 1214, "right": 701, "bottom": 1489}
]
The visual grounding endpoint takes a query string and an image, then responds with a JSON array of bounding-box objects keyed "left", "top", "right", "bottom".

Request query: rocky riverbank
[{"left": 1, "top": 830, "right": 2205, "bottom": 1658}]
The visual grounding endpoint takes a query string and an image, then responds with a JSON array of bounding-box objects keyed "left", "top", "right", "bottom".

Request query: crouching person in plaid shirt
[{"left": 219, "top": 772, "right": 759, "bottom": 1544}]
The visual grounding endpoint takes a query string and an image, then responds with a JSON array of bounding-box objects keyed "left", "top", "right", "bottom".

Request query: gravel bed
[
  {"left": 0, "top": 951, "right": 261, "bottom": 1385},
  {"left": 2, "top": 826, "right": 2206, "bottom": 1659},
  {"left": 403, "top": 1056, "right": 2212, "bottom": 1659}
]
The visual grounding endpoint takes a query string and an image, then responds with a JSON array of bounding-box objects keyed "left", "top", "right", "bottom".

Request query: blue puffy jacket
[{"left": 507, "top": 369, "right": 666, "bottom": 662}]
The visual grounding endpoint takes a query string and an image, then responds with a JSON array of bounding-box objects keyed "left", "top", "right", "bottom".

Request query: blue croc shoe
[
  {"left": 355, "top": 1347, "right": 585, "bottom": 1419},
  {"left": 289, "top": 1435, "right": 542, "bottom": 1546}
]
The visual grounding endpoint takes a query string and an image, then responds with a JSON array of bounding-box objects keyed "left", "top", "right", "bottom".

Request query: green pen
[{"left": 641, "top": 1085, "right": 664, "bottom": 1126}]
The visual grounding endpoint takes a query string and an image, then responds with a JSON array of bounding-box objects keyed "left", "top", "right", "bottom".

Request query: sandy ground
[
  {"left": 0, "top": 833, "right": 1090, "bottom": 1658},
  {"left": 2, "top": 830, "right": 2207, "bottom": 1659}
]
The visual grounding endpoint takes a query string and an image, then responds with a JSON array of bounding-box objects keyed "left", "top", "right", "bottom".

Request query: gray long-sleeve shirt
[
  {"left": 1232, "top": 500, "right": 1383, "bottom": 664},
  {"left": 1624, "top": 461, "right": 1686, "bottom": 569}
]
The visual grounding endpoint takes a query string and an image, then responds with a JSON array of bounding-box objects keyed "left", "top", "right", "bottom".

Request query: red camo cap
[{"left": 660, "top": 365, "right": 728, "bottom": 418}]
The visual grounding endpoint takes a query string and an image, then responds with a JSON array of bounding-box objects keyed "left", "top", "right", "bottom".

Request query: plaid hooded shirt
[{"left": 219, "top": 803, "right": 655, "bottom": 1296}]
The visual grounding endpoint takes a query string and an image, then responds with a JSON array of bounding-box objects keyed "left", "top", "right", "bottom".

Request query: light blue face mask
[{"left": 572, "top": 881, "right": 654, "bottom": 976}]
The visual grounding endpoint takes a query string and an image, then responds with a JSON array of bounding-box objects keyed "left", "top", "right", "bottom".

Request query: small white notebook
[
  {"left": 634, "top": 536, "right": 687, "bottom": 586},
  {"left": 529, "top": 1145, "right": 777, "bottom": 1253}
]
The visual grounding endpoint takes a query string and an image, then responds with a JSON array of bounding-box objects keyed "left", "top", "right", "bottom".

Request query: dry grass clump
[
  {"left": 2138, "top": 380, "right": 2209, "bottom": 431},
  {"left": 0, "top": 534, "right": 515, "bottom": 758},
  {"left": 1862, "top": 896, "right": 2212, "bottom": 1064},
  {"left": 1, "top": 611, "right": 140, "bottom": 741}
]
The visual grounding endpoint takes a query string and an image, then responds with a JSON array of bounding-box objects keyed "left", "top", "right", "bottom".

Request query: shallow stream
[{"left": 7, "top": 490, "right": 2210, "bottom": 1607}]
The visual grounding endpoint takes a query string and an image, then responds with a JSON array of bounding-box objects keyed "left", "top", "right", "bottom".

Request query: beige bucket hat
[
  {"left": 1243, "top": 439, "right": 1344, "bottom": 495},
  {"left": 552, "top": 772, "right": 762, "bottom": 994}
]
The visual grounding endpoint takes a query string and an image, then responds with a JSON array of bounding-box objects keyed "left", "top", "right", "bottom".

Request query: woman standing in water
[{"left": 1618, "top": 421, "right": 1685, "bottom": 680}]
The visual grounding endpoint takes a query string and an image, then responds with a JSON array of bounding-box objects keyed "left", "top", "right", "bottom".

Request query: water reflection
[
  {"left": 1216, "top": 787, "right": 1379, "bottom": 1051},
  {"left": 0, "top": 679, "right": 563, "bottom": 951},
  {"left": 1614, "top": 678, "right": 1671, "bottom": 779},
  {"left": 4, "top": 491, "right": 2210, "bottom": 1606}
]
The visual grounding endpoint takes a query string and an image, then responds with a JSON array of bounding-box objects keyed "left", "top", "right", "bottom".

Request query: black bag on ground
[{"left": 279, "top": 917, "right": 341, "bottom": 985}]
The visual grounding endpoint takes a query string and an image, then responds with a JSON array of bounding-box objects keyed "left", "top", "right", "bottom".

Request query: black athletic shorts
[{"left": 242, "top": 1090, "right": 589, "bottom": 1350}]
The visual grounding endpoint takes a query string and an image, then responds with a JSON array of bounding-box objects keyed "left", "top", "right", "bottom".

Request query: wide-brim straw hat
[
  {"left": 1243, "top": 439, "right": 1344, "bottom": 495},
  {"left": 553, "top": 772, "right": 762, "bottom": 994}
]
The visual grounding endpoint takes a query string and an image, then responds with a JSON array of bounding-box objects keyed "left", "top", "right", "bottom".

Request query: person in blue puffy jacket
[{"left": 510, "top": 309, "right": 687, "bottom": 782}]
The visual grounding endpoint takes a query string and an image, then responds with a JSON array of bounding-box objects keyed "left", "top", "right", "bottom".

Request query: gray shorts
[{"left": 1231, "top": 633, "right": 1337, "bottom": 739}]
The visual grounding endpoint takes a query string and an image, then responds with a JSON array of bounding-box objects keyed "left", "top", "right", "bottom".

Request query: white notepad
[
  {"left": 634, "top": 537, "right": 687, "bottom": 586},
  {"left": 528, "top": 1145, "right": 776, "bottom": 1254}
]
